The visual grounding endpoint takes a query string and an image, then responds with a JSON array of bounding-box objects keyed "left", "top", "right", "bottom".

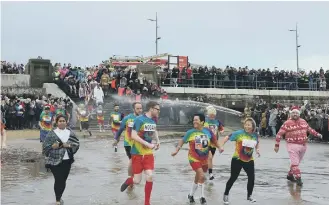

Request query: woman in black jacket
[{"left": 43, "top": 115, "right": 79, "bottom": 205}]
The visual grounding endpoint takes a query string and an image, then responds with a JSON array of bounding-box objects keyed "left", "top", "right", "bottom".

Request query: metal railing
[{"left": 157, "top": 74, "right": 328, "bottom": 91}]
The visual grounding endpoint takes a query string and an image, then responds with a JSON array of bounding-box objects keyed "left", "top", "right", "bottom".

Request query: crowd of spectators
[
  {"left": 3, "top": 59, "right": 328, "bottom": 91},
  {"left": 243, "top": 101, "right": 329, "bottom": 142},
  {"left": 52, "top": 63, "right": 164, "bottom": 103},
  {"left": 159, "top": 66, "right": 329, "bottom": 91},
  {"left": 0, "top": 94, "right": 73, "bottom": 130},
  {"left": 2, "top": 61, "right": 329, "bottom": 141},
  {"left": 1, "top": 61, "right": 25, "bottom": 74},
  {"left": 2, "top": 60, "right": 329, "bottom": 135}
]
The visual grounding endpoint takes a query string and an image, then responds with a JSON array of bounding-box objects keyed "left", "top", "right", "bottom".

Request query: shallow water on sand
[{"left": 1, "top": 137, "right": 329, "bottom": 205}]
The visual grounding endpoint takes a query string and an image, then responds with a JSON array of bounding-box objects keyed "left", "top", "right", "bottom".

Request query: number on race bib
[
  {"left": 43, "top": 116, "right": 51, "bottom": 122},
  {"left": 242, "top": 139, "right": 257, "bottom": 148},
  {"left": 144, "top": 123, "right": 156, "bottom": 132},
  {"left": 195, "top": 135, "right": 208, "bottom": 150},
  {"left": 128, "top": 122, "right": 134, "bottom": 128}
]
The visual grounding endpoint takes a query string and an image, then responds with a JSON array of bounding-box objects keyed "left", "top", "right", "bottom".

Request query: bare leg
[
  {"left": 208, "top": 151, "right": 214, "bottom": 179},
  {"left": 128, "top": 159, "right": 132, "bottom": 177}
]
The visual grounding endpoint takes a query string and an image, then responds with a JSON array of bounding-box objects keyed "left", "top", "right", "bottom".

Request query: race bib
[
  {"left": 128, "top": 121, "right": 134, "bottom": 128},
  {"left": 97, "top": 110, "right": 102, "bottom": 114},
  {"left": 43, "top": 116, "right": 52, "bottom": 122},
  {"left": 195, "top": 135, "right": 208, "bottom": 150},
  {"left": 144, "top": 123, "right": 156, "bottom": 132},
  {"left": 113, "top": 115, "right": 119, "bottom": 121},
  {"left": 242, "top": 139, "right": 257, "bottom": 148},
  {"left": 80, "top": 111, "right": 86, "bottom": 116}
]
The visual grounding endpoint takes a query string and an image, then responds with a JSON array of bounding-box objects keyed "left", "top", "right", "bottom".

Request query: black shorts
[
  {"left": 209, "top": 147, "right": 216, "bottom": 156},
  {"left": 81, "top": 121, "right": 89, "bottom": 130},
  {"left": 124, "top": 146, "right": 131, "bottom": 159}
]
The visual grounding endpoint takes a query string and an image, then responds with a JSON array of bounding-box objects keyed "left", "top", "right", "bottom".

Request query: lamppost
[
  {"left": 147, "top": 12, "right": 161, "bottom": 55},
  {"left": 289, "top": 23, "right": 301, "bottom": 73}
]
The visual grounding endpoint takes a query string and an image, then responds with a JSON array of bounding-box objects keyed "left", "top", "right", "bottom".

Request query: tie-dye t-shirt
[
  {"left": 183, "top": 128, "right": 218, "bottom": 163},
  {"left": 79, "top": 110, "right": 89, "bottom": 122},
  {"left": 131, "top": 115, "right": 157, "bottom": 155},
  {"left": 110, "top": 111, "right": 122, "bottom": 131},
  {"left": 96, "top": 109, "right": 104, "bottom": 120},
  {"left": 40, "top": 111, "right": 53, "bottom": 131},
  {"left": 117, "top": 113, "right": 138, "bottom": 147},
  {"left": 204, "top": 118, "right": 224, "bottom": 148},
  {"left": 229, "top": 130, "right": 259, "bottom": 162}
]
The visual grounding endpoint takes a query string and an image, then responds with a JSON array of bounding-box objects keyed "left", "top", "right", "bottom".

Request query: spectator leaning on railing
[{"left": 159, "top": 66, "right": 329, "bottom": 91}]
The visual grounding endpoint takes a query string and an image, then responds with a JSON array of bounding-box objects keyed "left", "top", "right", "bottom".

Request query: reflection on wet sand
[
  {"left": 1, "top": 137, "right": 328, "bottom": 205},
  {"left": 288, "top": 181, "right": 302, "bottom": 201}
]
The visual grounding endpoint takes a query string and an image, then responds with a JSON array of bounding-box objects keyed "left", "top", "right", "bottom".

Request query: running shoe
[
  {"left": 287, "top": 175, "right": 296, "bottom": 182},
  {"left": 209, "top": 174, "right": 214, "bottom": 180},
  {"left": 200, "top": 197, "right": 207, "bottom": 204},
  {"left": 247, "top": 196, "right": 256, "bottom": 203},
  {"left": 223, "top": 195, "right": 229, "bottom": 204},
  {"left": 120, "top": 179, "right": 130, "bottom": 192},
  {"left": 188, "top": 195, "right": 195, "bottom": 203}
]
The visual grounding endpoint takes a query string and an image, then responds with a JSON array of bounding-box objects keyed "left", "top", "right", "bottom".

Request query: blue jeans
[{"left": 270, "top": 126, "right": 276, "bottom": 137}]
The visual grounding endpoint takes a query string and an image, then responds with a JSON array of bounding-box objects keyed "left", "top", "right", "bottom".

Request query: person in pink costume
[{"left": 274, "top": 106, "right": 322, "bottom": 186}]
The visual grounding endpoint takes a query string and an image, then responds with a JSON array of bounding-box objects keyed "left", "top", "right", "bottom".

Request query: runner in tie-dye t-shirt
[
  {"left": 96, "top": 105, "right": 105, "bottom": 132},
  {"left": 109, "top": 105, "right": 122, "bottom": 136},
  {"left": 203, "top": 105, "right": 225, "bottom": 180},
  {"left": 113, "top": 102, "right": 143, "bottom": 179},
  {"left": 171, "top": 113, "right": 223, "bottom": 205},
  {"left": 120, "top": 101, "right": 160, "bottom": 205},
  {"left": 39, "top": 106, "right": 53, "bottom": 142},
  {"left": 220, "top": 118, "right": 260, "bottom": 204}
]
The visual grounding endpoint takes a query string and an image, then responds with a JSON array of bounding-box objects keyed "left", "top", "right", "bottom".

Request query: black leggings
[
  {"left": 224, "top": 158, "right": 255, "bottom": 197},
  {"left": 50, "top": 160, "right": 72, "bottom": 201}
]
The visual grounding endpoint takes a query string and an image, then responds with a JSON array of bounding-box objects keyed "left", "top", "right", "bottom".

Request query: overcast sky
[{"left": 1, "top": 1, "right": 329, "bottom": 71}]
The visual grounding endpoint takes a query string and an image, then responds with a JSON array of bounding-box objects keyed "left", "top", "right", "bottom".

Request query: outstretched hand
[
  {"left": 154, "top": 143, "right": 160, "bottom": 150},
  {"left": 171, "top": 151, "right": 178, "bottom": 157},
  {"left": 274, "top": 147, "right": 279, "bottom": 153},
  {"left": 112, "top": 140, "right": 118, "bottom": 147},
  {"left": 256, "top": 149, "right": 261, "bottom": 157}
]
